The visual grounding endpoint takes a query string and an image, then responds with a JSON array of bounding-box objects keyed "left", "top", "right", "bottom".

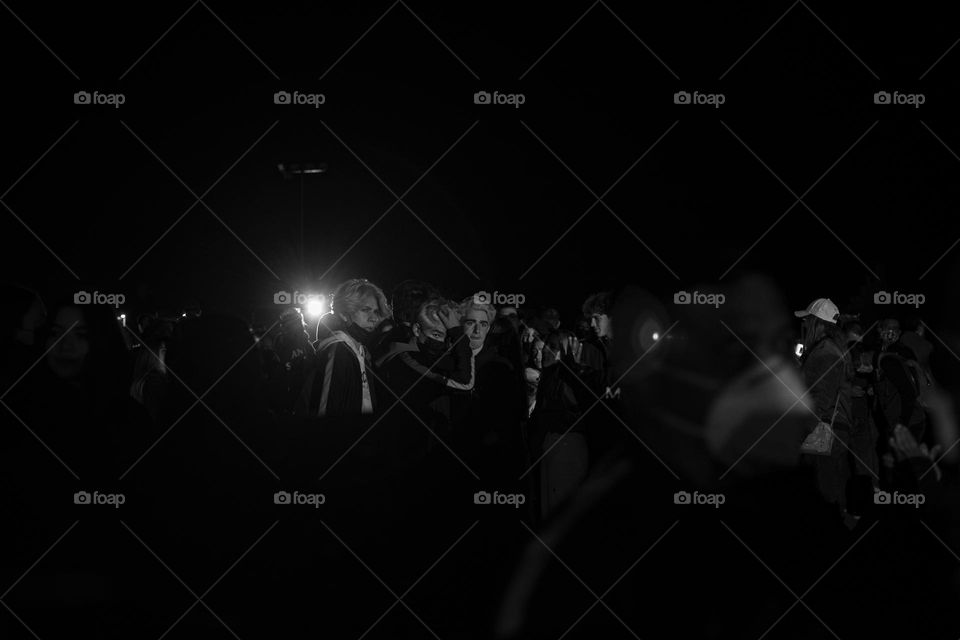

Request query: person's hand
[
  {"left": 889, "top": 424, "right": 923, "bottom": 461},
  {"left": 438, "top": 304, "right": 462, "bottom": 329},
  {"left": 568, "top": 336, "right": 583, "bottom": 364}
]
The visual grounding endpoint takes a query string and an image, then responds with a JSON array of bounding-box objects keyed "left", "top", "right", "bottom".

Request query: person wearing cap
[{"left": 795, "top": 298, "right": 856, "bottom": 523}]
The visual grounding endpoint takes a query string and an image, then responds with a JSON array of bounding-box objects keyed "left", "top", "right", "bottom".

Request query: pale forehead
[
  {"left": 357, "top": 293, "right": 378, "bottom": 308},
  {"left": 465, "top": 308, "right": 492, "bottom": 322}
]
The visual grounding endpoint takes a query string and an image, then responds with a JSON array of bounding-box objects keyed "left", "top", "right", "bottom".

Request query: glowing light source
[
  {"left": 652, "top": 332, "right": 660, "bottom": 341},
  {"left": 305, "top": 294, "right": 325, "bottom": 317}
]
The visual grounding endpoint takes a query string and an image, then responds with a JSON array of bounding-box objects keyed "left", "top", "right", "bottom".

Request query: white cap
[{"left": 794, "top": 298, "right": 840, "bottom": 324}]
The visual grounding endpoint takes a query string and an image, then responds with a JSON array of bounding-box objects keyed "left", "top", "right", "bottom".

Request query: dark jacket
[
  {"left": 874, "top": 343, "right": 925, "bottom": 430},
  {"left": 296, "top": 331, "right": 376, "bottom": 417},
  {"left": 800, "top": 335, "right": 853, "bottom": 429},
  {"left": 374, "top": 326, "right": 475, "bottom": 415}
]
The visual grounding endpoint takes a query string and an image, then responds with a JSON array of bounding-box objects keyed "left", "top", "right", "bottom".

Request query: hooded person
[{"left": 295, "top": 278, "right": 390, "bottom": 417}]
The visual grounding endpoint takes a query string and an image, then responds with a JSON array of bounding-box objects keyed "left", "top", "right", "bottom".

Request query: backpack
[{"left": 876, "top": 350, "right": 931, "bottom": 407}]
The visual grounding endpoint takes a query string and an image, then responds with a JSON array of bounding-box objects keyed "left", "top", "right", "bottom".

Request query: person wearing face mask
[
  {"left": 295, "top": 278, "right": 390, "bottom": 417},
  {"left": 374, "top": 298, "right": 475, "bottom": 431},
  {"left": 371, "top": 279, "right": 441, "bottom": 361}
]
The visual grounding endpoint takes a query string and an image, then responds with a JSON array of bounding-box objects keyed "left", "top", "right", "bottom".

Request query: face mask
[
  {"left": 419, "top": 336, "right": 446, "bottom": 359},
  {"left": 347, "top": 323, "right": 375, "bottom": 346}
]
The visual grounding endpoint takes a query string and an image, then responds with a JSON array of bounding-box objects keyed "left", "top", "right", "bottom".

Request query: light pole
[{"left": 278, "top": 162, "right": 328, "bottom": 273}]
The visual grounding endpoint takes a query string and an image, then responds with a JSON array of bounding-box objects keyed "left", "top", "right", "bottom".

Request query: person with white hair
[
  {"left": 296, "top": 278, "right": 390, "bottom": 417},
  {"left": 454, "top": 294, "right": 528, "bottom": 491}
]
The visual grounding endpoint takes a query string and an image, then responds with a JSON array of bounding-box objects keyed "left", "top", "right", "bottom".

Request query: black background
[{"left": 2, "top": 1, "right": 958, "bottom": 325}]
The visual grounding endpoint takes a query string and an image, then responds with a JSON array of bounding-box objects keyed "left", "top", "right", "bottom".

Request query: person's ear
[{"left": 412, "top": 322, "right": 422, "bottom": 337}]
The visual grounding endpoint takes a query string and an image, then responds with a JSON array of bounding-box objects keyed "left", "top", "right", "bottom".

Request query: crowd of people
[{"left": 2, "top": 276, "right": 960, "bottom": 638}]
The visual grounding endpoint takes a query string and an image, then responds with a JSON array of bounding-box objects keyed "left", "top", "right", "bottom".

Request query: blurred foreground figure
[{"left": 496, "top": 275, "right": 960, "bottom": 640}]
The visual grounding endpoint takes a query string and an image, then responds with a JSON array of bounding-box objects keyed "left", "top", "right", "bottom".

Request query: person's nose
[{"left": 58, "top": 332, "right": 78, "bottom": 355}]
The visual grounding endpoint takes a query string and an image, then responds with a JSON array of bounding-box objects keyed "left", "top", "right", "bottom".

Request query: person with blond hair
[{"left": 296, "top": 278, "right": 391, "bottom": 417}]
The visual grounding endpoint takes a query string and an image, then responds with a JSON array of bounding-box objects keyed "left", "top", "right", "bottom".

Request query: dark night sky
[{"left": 3, "top": 1, "right": 960, "bottom": 326}]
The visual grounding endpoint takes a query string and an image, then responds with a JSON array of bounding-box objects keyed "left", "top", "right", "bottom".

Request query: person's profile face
[
  {"left": 46, "top": 306, "right": 90, "bottom": 380},
  {"left": 590, "top": 313, "right": 611, "bottom": 339},
  {"left": 350, "top": 293, "right": 382, "bottom": 331}
]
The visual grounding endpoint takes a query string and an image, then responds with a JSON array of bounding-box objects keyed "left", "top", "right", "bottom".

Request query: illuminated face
[
  {"left": 349, "top": 293, "right": 382, "bottom": 331},
  {"left": 590, "top": 313, "right": 611, "bottom": 339},
  {"left": 463, "top": 309, "right": 491, "bottom": 350},
  {"left": 46, "top": 306, "right": 90, "bottom": 380}
]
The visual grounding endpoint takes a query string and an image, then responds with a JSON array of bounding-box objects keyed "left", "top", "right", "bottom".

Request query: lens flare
[{"left": 305, "top": 295, "right": 325, "bottom": 317}]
